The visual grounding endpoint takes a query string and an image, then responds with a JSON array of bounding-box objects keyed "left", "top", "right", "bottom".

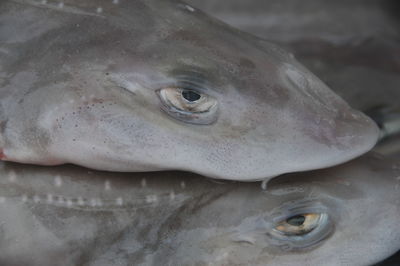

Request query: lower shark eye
[
  {"left": 287, "top": 215, "right": 306, "bottom": 226},
  {"left": 156, "top": 87, "right": 218, "bottom": 125},
  {"left": 274, "top": 213, "right": 322, "bottom": 236},
  {"left": 267, "top": 203, "right": 333, "bottom": 250}
]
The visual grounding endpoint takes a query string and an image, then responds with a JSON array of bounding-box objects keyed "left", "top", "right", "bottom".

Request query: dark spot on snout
[
  {"left": 272, "top": 85, "right": 291, "bottom": 102},
  {"left": 239, "top": 57, "right": 256, "bottom": 69},
  {"left": 165, "top": 30, "right": 206, "bottom": 47}
]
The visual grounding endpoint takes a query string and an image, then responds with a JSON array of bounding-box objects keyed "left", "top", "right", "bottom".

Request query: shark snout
[
  {"left": 284, "top": 102, "right": 380, "bottom": 175},
  {"left": 334, "top": 107, "right": 379, "bottom": 153},
  {"left": 311, "top": 106, "right": 380, "bottom": 167}
]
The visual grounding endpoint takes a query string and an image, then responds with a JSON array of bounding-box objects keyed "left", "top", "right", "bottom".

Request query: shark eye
[
  {"left": 267, "top": 203, "right": 333, "bottom": 250},
  {"left": 157, "top": 87, "right": 218, "bottom": 125},
  {"left": 182, "top": 90, "right": 201, "bottom": 102},
  {"left": 274, "top": 213, "right": 322, "bottom": 236},
  {"left": 158, "top": 88, "right": 216, "bottom": 112}
]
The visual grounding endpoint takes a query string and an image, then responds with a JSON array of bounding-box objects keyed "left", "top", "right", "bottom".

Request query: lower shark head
[{"left": 0, "top": 152, "right": 398, "bottom": 265}]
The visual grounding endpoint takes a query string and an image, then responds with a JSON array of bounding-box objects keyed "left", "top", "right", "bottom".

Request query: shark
[
  {"left": 0, "top": 0, "right": 379, "bottom": 180},
  {"left": 187, "top": 0, "right": 400, "bottom": 125},
  {"left": 0, "top": 153, "right": 398, "bottom": 265},
  {"left": 186, "top": 0, "right": 400, "bottom": 156}
]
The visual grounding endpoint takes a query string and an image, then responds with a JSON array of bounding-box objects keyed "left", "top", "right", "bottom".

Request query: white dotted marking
[
  {"left": 97, "top": 199, "right": 103, "bottom": 207},
  {"left": 337, "top": 179, "right": 351, "bottom": 186},
  {"left": 0, "top": 197, "right": 5, "bottom": 203},
  {"left": 104, "top": 180, "right": 111, "bottom": 191},
  {"left": 21, "top": 194, "right": 28, "bottom": 203},
  {"left": 54, "top": 175, "right": 62, "bottom": 187},
  {"left": 58, "top": 196, "right": 65, "bottom": 204},
  {"left": 180, "top": 181, "right": 186, "bottom": 189},
  {"left": 261, "top": 180, "right": 268, "bottom": 190},
  {"left": 8, "top": 171, "right": 17, "bottom": 182},
  {"left": 146, "top": 195, "right": 158, "bottom": 203},
  {"left": 141, "top": 178, "right": 147, "bottom": 188},
  {"left": 58, "top": 2, "right": 64, "bottom": 8},
  {"left": 185, "top": 5, "right": 195, "bottom": 12},
  {"left": 116, "top": 197, "right": 123, "bottom": 206},
  {"left": 77, "top": 197, "right": 85, "bottom": 206},
  {"left": 96, "top": 7, "right": 103, "bottom": 13},
  {"left": 90, "top": 198, "right": 97, "bottom": 207},
  {"left": 67, "top": 199, "right": 73, "bottom": 207},
  {"left": 33, "top": 195, "right": 40, "bottom": 203},
  {"left": 145, "top": 195, "right": 152, "bottom": 203},
  {"left": 169, "top": 191, "right": 175, "bottom": 200},
  {"left": 90, "top": 198, "right": 102, "bottom": 207},
  {"left": 47, "top": 194, "right": 53, "bottom": 204}
]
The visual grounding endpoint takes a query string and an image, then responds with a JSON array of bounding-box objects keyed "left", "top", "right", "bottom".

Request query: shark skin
[
  {"left": 0, "top": 0, "right": 379, "bottom": 181},
  {"left": 0, "top": 153, "right": 398, "bottom": 265},
  {"left": 187, "top": 0, "right": 400, "bottom": 125}
]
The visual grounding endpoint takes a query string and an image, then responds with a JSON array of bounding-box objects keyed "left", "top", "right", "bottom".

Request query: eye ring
[
  {"left": 274, "top": 213, "right": 324, "bottom": 236},
  {"left": 156, "top": 87, "right": 218, "bottom": 125},
  {"left": 268, "top": 212, "right": 332, "bottom": 249},
  {"left": 266, "top": 201, "right": 334, "bottom": 250}
]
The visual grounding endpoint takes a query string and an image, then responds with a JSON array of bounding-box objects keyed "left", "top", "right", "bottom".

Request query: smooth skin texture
[
  {"left": 0, "top": 0, "right": 379, "bottom": 180},
  {"left": 0, "top": 153, "right": 398, "bottom": 265},
  {"left": 189, "top": 0, "right": 400, "bottom": 140}
]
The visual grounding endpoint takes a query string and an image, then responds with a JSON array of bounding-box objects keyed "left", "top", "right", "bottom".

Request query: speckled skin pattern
[
  {"left": 0, "top": 0, "right": 379, "bottom": 181},
  {"left": 0, "top": 153, "right": 398, "bottom": 265}
]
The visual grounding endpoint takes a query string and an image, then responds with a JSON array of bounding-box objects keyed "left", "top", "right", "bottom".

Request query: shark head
[
  {"left": 0, "top": 153, "right": 398, "bottom": 265},
  {"left": 0, "top": 0, "right": 379, "bottom": 180},
  {"left": 149, "top": 154, "right": 400, "bottom": 265}
]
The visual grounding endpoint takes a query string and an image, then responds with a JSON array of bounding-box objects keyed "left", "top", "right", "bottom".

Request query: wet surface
[
  {"left": 188, "top": 0, "right": 400, "bottom": 264},
  {"left": 1, "top": 0, "right": 399, "bottom": 264},
  {"left": 188, "top": 0, "right": 400, "bottom": 150},
  {"left": 0, "top": 153, "right": 399, "bottom": 266},
  {"left": 189, "top": 0, "right": 400, "bottom": 112}
]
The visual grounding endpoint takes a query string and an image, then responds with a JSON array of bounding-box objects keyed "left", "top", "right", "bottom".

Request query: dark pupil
[
  {"left": 286, "top": 215, "right": 306, "bottom": 226},
  {"left": 182, "top": 90, "right": 201, "bottom": 102}
]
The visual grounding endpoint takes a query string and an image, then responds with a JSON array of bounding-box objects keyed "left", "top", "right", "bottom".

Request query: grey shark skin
[
  {"left": 0, "top": 153, "right": 399, "bottom": 266},
  {"left": 188, "top": 0, "right": 400, "bottom": 114},
  {"left": 0, "top": 0, "right": 379, "bottom": 180}
]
